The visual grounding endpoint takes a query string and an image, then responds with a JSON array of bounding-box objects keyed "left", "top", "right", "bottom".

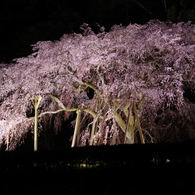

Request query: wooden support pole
[
  {"left": 31, "top": 96, "right": 42, "bottom": 152},
  {"left": 34, "top": 102, "right": 39, "bottom": 152},
  {"left": 90, "top": 119, "right": 97, "bottom": 146},
  {"left": 71, "top": 110, "right": 81, "bottom": 147}
]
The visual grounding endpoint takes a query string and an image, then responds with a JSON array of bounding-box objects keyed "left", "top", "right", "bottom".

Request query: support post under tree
[
  {"left": 31, "top": 96, "right": 42, "bottom": 152},
  {"left": 71, "top": 110, "right": 81, "bottom": 147}
]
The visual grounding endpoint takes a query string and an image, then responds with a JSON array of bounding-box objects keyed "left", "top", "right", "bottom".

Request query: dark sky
[{"left": 0, "top": 0, "right": 194, "bottom": 63}]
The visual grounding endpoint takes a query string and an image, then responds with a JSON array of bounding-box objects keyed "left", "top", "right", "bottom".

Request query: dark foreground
[{"left": 1, "top": 142, "right": 195, "bottom": 195}]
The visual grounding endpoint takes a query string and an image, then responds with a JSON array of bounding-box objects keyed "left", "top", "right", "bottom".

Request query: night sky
[{"left": 1, "top": 0, "right": 194, "bottom": 63}]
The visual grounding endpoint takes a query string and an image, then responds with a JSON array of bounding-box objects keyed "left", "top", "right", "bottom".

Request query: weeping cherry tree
[{"left": 0, "top": 20, "right": 195, "bottom": 150}]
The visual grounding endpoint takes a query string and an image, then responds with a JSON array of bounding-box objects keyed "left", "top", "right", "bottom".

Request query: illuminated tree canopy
[{"left": 1, "top": 20, "right": 195, "bottom": 150}]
